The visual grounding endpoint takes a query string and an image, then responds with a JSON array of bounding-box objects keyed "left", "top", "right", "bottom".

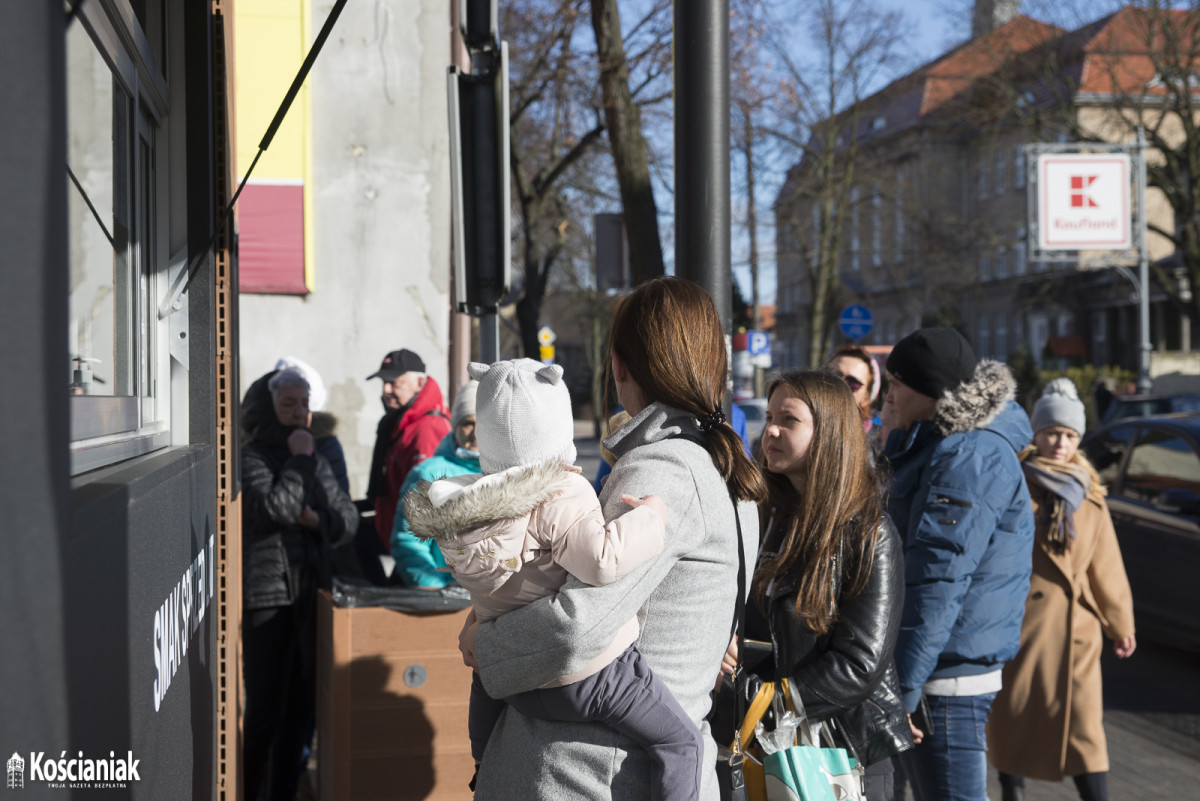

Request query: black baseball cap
[{"left": 367, "top": 348, "right": 425, "bottom": 381}]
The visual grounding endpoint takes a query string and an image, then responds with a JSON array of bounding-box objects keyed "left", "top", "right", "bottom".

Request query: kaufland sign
[{"left": 1037, "top": 154, "right": 1131, "bottom": 250}]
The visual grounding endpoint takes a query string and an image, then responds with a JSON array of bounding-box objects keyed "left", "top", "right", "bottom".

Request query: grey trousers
[{"left": 470, "top": 644, "right": 703, "bottom": 801}]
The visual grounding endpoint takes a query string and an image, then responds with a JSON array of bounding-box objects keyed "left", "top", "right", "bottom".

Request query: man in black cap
[
  {"left": 881, "top": 327, "right": 1035, "bottom": 801},
  {"left": 365, "top": 349, "right": 450, "bottom": 549}
]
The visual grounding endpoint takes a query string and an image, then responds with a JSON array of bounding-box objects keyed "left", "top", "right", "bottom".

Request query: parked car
[
  {"left": 736, "top": 398, "right": 768, "bottom": 449},
  {"left": 1081, "top": 414, "right": 1200, "bottom": 651},
  {"left": 1101, "top": 392, "right": 1200, "bottom": 425}
]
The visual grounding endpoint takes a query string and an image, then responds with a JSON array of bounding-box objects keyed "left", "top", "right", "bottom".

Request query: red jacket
[{"left": 374, "top": 377, "right": 451, "bottom": 547}]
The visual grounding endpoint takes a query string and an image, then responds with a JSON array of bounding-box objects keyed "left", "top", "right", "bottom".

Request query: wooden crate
[{"left": 317, "top": 590, "right": 475, "bottom": 801}]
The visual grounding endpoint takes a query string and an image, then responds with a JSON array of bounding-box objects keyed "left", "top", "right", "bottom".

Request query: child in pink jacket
[{"left": 405, "top": 358, "right": 702, "bottom": 801}]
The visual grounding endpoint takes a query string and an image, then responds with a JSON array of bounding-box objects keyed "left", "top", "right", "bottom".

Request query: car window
[
  {"left": 1120, "top": 429, "right": 1200, "bottom": 514},
  {"left": 1083, "top": 425, "right": 1136, "bottom": 488}
]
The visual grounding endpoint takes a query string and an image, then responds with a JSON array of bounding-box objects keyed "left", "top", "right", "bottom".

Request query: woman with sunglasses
[{"left": 827, "top": 344, "right": 881, "bottom": 434}]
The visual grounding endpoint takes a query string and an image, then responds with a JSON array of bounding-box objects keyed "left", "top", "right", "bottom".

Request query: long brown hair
[
  {"left": 752, "top": 370, "right": 883, "bottom": 634},
  {"left": 606, "top": 276, "right": 766, "bottom": 504}
]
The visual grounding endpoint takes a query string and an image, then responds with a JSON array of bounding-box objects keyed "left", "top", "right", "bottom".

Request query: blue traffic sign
[
  {"left": 746, "top": 330, "right": 770, "bottom": 355},
  {"left": 838, "top": 304, "right": 873, "bottom": 340}
]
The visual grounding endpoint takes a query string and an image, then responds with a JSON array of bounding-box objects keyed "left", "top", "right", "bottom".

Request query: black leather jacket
[{"left": 748, "top": 515, "right": 913, "bottom": 766}]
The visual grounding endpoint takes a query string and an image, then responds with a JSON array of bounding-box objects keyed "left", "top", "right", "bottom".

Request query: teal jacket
[{"left": 390, "top": 433, "right": 480, "bottom": 587}]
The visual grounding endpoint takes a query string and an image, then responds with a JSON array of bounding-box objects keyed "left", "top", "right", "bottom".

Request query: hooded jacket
[
  {"left": 469, "top": 403, "right": 759, "bottom": 801},
  {"left": 883, "top": 360, "right": 1035, "bottom": 712},
  {"left": 373, "top": 376, "right": 451, "bottom": 546},
  {"left": 405, "top": 459, "right": 664, "bottom": 685},
  {"left": 389, "top": 433, "right": 480, "bottom": 588},
  {"left": 240, "top": 372, "right": 359, "bottom": 610},
  {"left": 753, "top": 517, "right": 912, "bottom": 766}
]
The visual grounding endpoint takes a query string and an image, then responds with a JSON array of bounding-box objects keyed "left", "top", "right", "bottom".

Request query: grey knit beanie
[
  {"left": 468, "top": 359, "right": 577, "bottom": 474},
  {"left": 1031, "top": 377, "right": 1087, "bottom": 436},
  {"left": 450, "top": 379, "right": 479, "bottom": 431}
]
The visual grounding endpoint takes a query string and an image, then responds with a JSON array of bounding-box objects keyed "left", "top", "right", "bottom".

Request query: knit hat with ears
[
  {"left": 468, "top": 359, "right": 577, "bottom": 474},
  {"left": 1031, "top": 377, "right": 1087, "bottom": 436}
]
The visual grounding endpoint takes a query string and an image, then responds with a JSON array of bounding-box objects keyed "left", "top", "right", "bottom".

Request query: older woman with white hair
[{"left": 240, "top": 368, "right": 358, "bottom": 801}]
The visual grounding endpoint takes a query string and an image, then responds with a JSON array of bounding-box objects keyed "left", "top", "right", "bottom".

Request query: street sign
[
  {"left": 839, "top": 305, "right": 873, "bottom": 340},
  {"left": 1036, "top": 154, "right": 1131, "bottom": 250},
  {"left": 537, "top": 326, "right": 556, "bottom": 346},
  {"left": 539, "top": 344, "right": 555, "bottom": 364},
  {"left": 746, "top": 330, "right": 770, "bottom": 356}
]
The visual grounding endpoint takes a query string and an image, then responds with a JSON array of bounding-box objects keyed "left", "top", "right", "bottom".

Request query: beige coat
[{"left": 988, "top": 476, "right": 1135, "bottom": 781}]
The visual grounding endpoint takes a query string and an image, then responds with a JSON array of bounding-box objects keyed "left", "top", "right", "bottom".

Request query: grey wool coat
[{"left": 472, "top": 402, "right": 759, "bottom": 800}]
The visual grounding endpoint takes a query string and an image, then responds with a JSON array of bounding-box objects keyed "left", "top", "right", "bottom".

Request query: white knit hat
[
  {"left": 468, "top": 359, "right": 577, "bottom": 474},
  {"left": 450, "top": 379, "right": 479, "bottom": 431},
  {"left": 1031, "top": 377, "right": 1087, "bottom": 436}
]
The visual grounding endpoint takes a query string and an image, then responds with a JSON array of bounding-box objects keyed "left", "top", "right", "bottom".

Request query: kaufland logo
[
  {"left": 5, "top": 749, "right": 140, "bottom": 790},
  {"left": 1070, "top": 174, "right": 1100, "bottom": 207}
]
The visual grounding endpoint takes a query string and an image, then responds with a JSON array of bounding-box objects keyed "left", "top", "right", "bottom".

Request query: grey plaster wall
[{"left": 239, "top": 0, "right": 453, "bottom": 500}]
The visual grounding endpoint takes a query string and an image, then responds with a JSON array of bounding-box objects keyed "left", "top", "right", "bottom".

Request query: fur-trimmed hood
[
  {"left": 404, "top": 460, "right": 573, "bottom": 545},
  {"left": 932, "top": 359, "right": 1016, "bottom": 437}
]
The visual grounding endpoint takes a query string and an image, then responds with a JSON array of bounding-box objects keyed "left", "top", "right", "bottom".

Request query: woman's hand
[
  {"left": 907, "top": 714, "right": 924, "bottom": 745},
  {"left": 287, "top": 429, "right": 315, "bottom": 456},
  {"left": 621, "top": 493, "right": 668, "bottom": 524},
  {"left": 714, "top": 635, "right": 739, "bottom": 693},
  {"left": 297, "top": 506, "right": 320, "bottom": 528},
  {"left": 459, "top": 608, "right": 480, "bottom": 669},
  {"left": 1113, "top": 634, "right": 1137, "bottom": 658}
]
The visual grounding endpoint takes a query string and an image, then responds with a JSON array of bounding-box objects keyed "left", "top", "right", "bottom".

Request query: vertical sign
[{"left": 1037, "top": 154, "right": 1131, "bottom": 250}]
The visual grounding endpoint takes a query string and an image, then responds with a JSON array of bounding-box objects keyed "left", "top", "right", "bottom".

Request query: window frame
[{"left": 68, "top": 0, "right": 173, "bottom": 475}]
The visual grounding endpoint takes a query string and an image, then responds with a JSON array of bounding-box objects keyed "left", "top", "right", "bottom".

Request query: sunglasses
[{"left": 838, "top": 374, "right": 865, "bottom": 392}]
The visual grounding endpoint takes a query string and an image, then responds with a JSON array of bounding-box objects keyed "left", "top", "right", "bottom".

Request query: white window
[
  {"left": 978, "top": 315, "right": 991, "bottom": 358},
  {"left": 1014, "top": 146, "right": 1027, "bottom": 189},
  {"left": 1030, "top": 313, "right": 1049, "bottom": 367},
  {"left": 871, "top": 189, "right": 882, "bottom": 268},
  {"left": 995, "top": 315, "right": 1009, "bottom": 360},
  {"left": 850, "top": 187, "right": 860, "bottom": 271},
  {"left": 1014, "top": 227, "right": 1027, "bottom": 275},
  {"left": 67, "top": 1, "right": 174, "bottom": 474},
  {"left": 995, "top": 244, "right": 1009, "bottom": 278},
  {"left": 1058, "top": 312, "right": 1073, "bottom": 336},
  {"left": 994, "top": 150, "right": 1006, "bottom": 194}
]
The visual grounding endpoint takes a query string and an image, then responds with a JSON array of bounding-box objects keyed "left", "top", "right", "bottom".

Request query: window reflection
[{"left": 1122, "top": 431, "right": 1200, "bottom": 507}]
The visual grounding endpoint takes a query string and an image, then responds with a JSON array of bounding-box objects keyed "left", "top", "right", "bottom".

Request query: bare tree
[{"left": 765, "top": 0, "right": 909, "bottom": 365}]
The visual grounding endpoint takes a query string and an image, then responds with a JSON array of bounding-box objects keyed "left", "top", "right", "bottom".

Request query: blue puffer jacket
[
  {"left": 390, "top": 433, "right": 480, "bottom": 588},
  {"left": 884, "top": 361, "right": 1035, "bottom": 713}
]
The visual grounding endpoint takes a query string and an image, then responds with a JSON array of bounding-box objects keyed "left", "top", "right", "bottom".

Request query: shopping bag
[{"left": 762, "top": 742, "right": 863, "bottom": 801}]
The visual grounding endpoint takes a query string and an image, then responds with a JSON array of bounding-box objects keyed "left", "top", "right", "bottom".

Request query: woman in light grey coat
[{"left": 461, "top": 277, "right": 765, "bottom": 800}]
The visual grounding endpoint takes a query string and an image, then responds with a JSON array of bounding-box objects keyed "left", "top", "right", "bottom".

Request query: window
[
  {"left": 1121, "top": 430, "right": 1200, "bottom": 514},
  {"left": 995, "top": 244, "right": 1009, "bottom": 278},
  {"left": 1083, "top": 425, "right": 1136, "bottom": 488},
  {"left": 67, "top": 1, "right": 173, "bottom": 474},
  {"left": 871, "top": 189, "right": 882, "bottom": 268},
  {"left": 977, "top": 315, "right": 991, "bottom": 358},
  {"left": 978, "top": 154, "right": 989, "bottom": 198},
  {"left": 994, "top": 150, "right": 1006, "bottom": 194},
  {"left": 1014, "top": 227, "right": 1027, "bottom": 275},
  {"left": 980, "top": 251, "right": 992, "bottom": 282},
  {"left": 894, "top": 184, "right": 905, "bottom": 263},
  {"left": 1014, "top": 146, "right": 1027, "bottom": 189},
  {"left": 995, "top": 315, "right": 1008, "bottom": 360},
  {"left": 1029, "top": 313, "right": 1049, "bottom": 367},
  {"left": 850, "top": 187, "right": 860, "bottom": 271}
]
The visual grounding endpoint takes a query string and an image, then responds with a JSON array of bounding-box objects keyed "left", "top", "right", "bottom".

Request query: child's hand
[{"left": 621, "top": 493, "right": 668, "bottom": 524}]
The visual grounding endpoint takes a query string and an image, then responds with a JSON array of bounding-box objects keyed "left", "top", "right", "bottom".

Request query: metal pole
[
  {"left": 674, "top": 0, "right": 731, "bottom": 334},
  {"left": 1137, "top": 126, "right": 1152, "bottom": 393},
  {"left": 479, "top": 312, "right": 499, "bottom": 363}
]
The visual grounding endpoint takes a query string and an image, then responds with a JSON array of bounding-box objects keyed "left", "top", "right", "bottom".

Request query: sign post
[
  {"left": 838, "top": 304, "right": 873, "bottom": 341},
  {"left": 537, "top": 326, "right": 556, "bottom": 365}
]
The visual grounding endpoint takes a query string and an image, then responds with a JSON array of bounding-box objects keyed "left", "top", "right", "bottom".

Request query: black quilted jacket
[
  {"left": 241, "top": 372, "right": 358, "bottom": 610},
  {"left": 749, "top": 516, "right": 913, "bottom": 766}
]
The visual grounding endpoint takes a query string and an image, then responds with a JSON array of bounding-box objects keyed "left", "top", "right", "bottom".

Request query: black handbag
[{"left": 709, "top": 491, "right": 754, "bottom": 801}]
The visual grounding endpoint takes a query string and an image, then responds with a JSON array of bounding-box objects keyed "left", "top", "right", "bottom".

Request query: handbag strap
[{"left": 737, "top": 680, "right": 776, "bottom": 753}]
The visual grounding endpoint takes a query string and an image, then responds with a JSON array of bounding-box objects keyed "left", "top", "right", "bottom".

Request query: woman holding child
[{"left": 460, "top": 276, "right": 765, "bottom": 800}]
